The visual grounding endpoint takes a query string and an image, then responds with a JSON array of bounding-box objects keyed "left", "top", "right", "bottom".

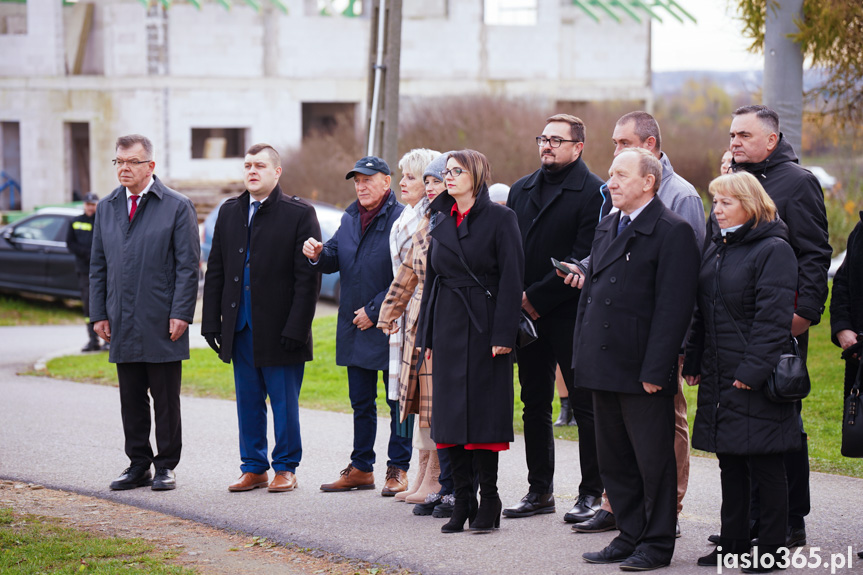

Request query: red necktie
[{"left": 129, "top": 195, "right": 139, "bottom": 222}]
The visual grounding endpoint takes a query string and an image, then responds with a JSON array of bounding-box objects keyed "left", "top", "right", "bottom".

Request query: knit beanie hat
[{"left": 423, "top": 151, "right": 454, "bottom": 183}]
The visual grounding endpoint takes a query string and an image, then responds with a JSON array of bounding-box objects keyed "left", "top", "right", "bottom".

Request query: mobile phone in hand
[{"left": 551, "top": 257, "right": 586, "bottom": 275}]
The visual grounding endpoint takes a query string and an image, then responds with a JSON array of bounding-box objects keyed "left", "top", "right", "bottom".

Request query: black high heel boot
[
  {"left": 470, "top": 449, "right": 501, "bottom": 532},
  {"left": 441, "top": 446, "right": 478, "bottom": 533}
]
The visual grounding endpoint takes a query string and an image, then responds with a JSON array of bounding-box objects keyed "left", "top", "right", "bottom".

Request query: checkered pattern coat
[
  {"left": 378, "top": 213, "right": 433, "bottom": 427},
  {"left": 385, "top": 202, "right": 422, "bottom": 400}
]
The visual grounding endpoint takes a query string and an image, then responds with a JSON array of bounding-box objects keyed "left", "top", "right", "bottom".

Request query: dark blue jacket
[{"left": 316, "top": 190, "right": 403, "bottom": 370}]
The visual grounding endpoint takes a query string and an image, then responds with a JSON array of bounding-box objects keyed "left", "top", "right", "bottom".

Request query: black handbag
[
  {"left": 841, "top": 340, "right": 863, "bottom": 457},
  {"left": 457, "top": 253, "right": 538, "bottom": 348},
  {"left": 764, "top": 337, "right": 811, "bottom": 403},
  {"left": 717, "top": 282, "right": 810, "bottom": 403}
]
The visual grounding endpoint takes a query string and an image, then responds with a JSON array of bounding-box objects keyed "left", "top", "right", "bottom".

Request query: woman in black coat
[
  {"left": 418, "top": 150, "right": 524, "bottom": 533},
  {"left": 683, "top": 172, "right": 798, "bottom": 572},
  {"left": 830, "top": 213, "right": 863, "bottom": 396},
  {"left": 830, "top": 214, "right": 863, "bottom": 561}
]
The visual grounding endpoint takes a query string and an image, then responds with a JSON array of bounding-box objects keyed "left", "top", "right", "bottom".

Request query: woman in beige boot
[{"left": 378, "top": 153, "right": 449, "bottom": 507}]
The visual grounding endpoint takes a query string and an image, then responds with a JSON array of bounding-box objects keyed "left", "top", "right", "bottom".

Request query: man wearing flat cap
[{"left": 303, "top": 156, "right": 412, "bottom": 495}]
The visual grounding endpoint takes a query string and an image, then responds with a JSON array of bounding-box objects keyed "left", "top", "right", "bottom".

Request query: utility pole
[
  {"left": 365, "top": 0, "right": 401, "bottom": 171},
  {"left": 763, "top": 0, "right": 804, "bottom": 155}
]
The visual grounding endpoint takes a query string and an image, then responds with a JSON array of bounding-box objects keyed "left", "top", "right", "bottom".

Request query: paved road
[{"left": 1, "top": 324, "right": 861, "bottom": 574}]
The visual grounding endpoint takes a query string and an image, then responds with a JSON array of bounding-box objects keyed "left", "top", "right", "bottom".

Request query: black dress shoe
[
  {"left": 582, "top": 543, "right": 633, "bottom": 564},
  {"left": 751, "top": 525, "right": 806, "bottom": 549},
  {"left": 502, "top": 492, "right": 555, "bottom": 518},
  {"left": 708, "top": 533, "right": 721, "bottom": 545},
  {"left": 620, "top": 550, "right": 670, "bottom": 571},
  {"left": 563, "top": 493, "right": 600, "bottom": 523},
  {"left": 110, "top": 466, "right": 152, "bottom": 490},
  {"left": 697, "top": 548, "right": 721, "bottom": 567},
  {"left": 82, "top": 341, "right": 101, "bottom": 352},
  {"left": 152, "top": 468, "right": 176, "bottom": 491},
  {"left": 572, "top": 509, "right": 617, "bottom": 533}
]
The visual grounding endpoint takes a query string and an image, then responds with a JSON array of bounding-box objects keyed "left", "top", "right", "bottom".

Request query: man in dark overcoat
[
  {"left": 66, "top": 192, "right": 100, "bottom": 352},
  {"left": 726, "top": 104, "right": 831, "bottom": 548},
  {"left": 90, "top": 134, "right": 200, "bottom": 492},
  {"left": 573, "top": 148, "right": 698, "bottom": 570},
  {"left": 202, "top": 144, "right": 321, "bottom": 493},
  {"left": 303, "top": 156, "right": 412, "bottom": 495},
  {"left": 503, "top": 114, "right": 604, "bottom": 523}
]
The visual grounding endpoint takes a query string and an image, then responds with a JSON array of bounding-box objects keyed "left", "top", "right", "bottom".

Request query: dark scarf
[{"left": 358, "top": 192, "right": 388, "bottom": 234}]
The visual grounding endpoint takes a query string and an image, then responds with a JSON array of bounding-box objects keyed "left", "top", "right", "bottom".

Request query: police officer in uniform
[{"left": 66, "top": 193, "right": 101, "bottom": 351}]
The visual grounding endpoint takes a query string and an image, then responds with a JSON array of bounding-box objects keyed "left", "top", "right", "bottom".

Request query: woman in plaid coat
[{"left": 379, "top": 151, "right": 447, "bottom": 507}]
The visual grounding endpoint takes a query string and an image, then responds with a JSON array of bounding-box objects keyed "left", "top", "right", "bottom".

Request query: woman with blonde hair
[
  {"left": 378, "top": 149, "right": 444, "bottom": 505},
  {"left": 380, "top": 148, "right": 440, "bottom": 496},
  {"left": 683, "top": 172, "right": 799, "bottom": 572}
]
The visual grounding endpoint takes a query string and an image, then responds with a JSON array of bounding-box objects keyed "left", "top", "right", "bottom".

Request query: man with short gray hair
[
  {"left": 574, "top": 147, "right": 699, "bottom": 570},
  {"left": 91, "top": 134, "right": 200, "bottom": 492}
]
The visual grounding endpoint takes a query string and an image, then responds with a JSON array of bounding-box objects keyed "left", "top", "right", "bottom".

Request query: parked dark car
[
  {"left": 0, "top": 207, "right": 82, "bottom": 299},
  {"left": 200, "top": 198, "right": 343, "bottom": 302}
]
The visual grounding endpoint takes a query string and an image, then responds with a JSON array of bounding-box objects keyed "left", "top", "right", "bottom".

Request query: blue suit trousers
[{"left": 232, "top": 326, "right": 304, "bottom": 474}]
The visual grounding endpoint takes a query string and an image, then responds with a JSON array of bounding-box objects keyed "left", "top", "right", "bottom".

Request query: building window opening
[
  {"left": 484, "top": 0, "right": 537, "bottom": 25},
  {"left": 191, "top": 128, "right": 247, "bottom": 159}
]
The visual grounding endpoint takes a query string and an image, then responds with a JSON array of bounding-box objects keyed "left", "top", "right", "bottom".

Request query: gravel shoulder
[{"left": 1, "top": 481, "right": 411, "bottom": 575}]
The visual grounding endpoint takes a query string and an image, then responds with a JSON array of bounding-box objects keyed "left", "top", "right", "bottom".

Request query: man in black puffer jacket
[{"left": 719, "top": 104, "right": 832, "bottom": 548}]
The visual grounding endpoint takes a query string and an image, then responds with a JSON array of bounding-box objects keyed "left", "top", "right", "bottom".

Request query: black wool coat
[
  {"left": 506, "top": 157, "right": 604, "bottom": 319},
  {"left": 202, "top": 185, "right": 321, "bottom": 366},
  {"left": 830, "top": 213, "right": 863, "bottom": 345},
  {"left": 684, "top": 218, "right": 800, "bottom": 455},
  {"left": 418, "top": 186, "right": 524, "bottom": 445},
  {"left": 573, "top": 198, "right": 699, "bottom": 395}
]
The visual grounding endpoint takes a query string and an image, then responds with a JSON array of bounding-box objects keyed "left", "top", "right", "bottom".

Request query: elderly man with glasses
[{"left": 90, "top": 134, "right": 200, "bottom": 493}]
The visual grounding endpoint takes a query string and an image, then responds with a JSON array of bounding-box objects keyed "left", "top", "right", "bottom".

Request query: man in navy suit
[{"left": 203, "top": 143, "right": 321, "bottom": 493}]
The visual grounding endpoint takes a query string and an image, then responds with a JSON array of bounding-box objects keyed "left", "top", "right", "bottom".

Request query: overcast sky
[{"left": 651, "top": 1, "right": 763, "bottom": 72}]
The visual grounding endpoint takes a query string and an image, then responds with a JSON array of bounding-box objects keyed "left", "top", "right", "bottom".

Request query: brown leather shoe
[
  {"left": 381, "top": 466, "right": 408, "bottom": 496},
  {"left": 268, "top": 471, "right": 298, "bottom": 492},
  {"left": 228, "top": 472, "right": 269, "bottom": 492},
  {"left": 320, "top": 464, "right": 375, "bottom": 492}
]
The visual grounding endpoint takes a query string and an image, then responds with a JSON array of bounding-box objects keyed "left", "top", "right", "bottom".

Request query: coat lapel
[
  {"left": 110, "top": 188, "right": 131, "bottom": 236},
  {"left": 590, "top": 198, "right": 662, "bottom": 276}
]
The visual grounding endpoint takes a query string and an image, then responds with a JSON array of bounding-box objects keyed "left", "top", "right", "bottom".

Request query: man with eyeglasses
[
  {"left": 90, "top": 134, "right": 200, "bottom": 492},
  {"left": 502, "top": 114, "right": 605, "bottom": 527}
]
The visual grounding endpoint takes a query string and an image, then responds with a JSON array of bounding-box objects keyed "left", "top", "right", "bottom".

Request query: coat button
[
  {"left": 231, "top": 302, "right": 236, "bottom": 308},
  {"left": 592, "top": 277, "right": 598, "bottom": 283},
  {"left": 601, "top": 345, "right": 608, "bottom": 350},
  {"left": 609, "top": 277, "right": 617, "bottom": 283},
  {"left": 234, "top": 276, "right": 239, "bottom": 282},
  {"left": 603, "top": 322, "right": 609, "bottom": 328},
  {"left": 604, "top": 298, "right": 612, "bottom": 305},
  {"left": 586, "top": 296, "right": 592, "bottom": 304},
  {"left": 239, "top": 247, "right": 244, "bottom": 253}
]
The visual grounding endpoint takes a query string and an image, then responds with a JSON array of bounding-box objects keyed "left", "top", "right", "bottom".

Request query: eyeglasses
[
  {"left": 112, "top": 159, "right": 150, "bottom": 167},
  {"left": 536, "top": 136, "right": 578, "bottom": 148},
  {"left": 441, "top": 168, "right": 468, "bottom": 178}
]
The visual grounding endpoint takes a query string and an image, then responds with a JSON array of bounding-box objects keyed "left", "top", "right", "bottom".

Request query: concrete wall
[{"left": 0, "top": 0, "right": 651, "bottom": 209}]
